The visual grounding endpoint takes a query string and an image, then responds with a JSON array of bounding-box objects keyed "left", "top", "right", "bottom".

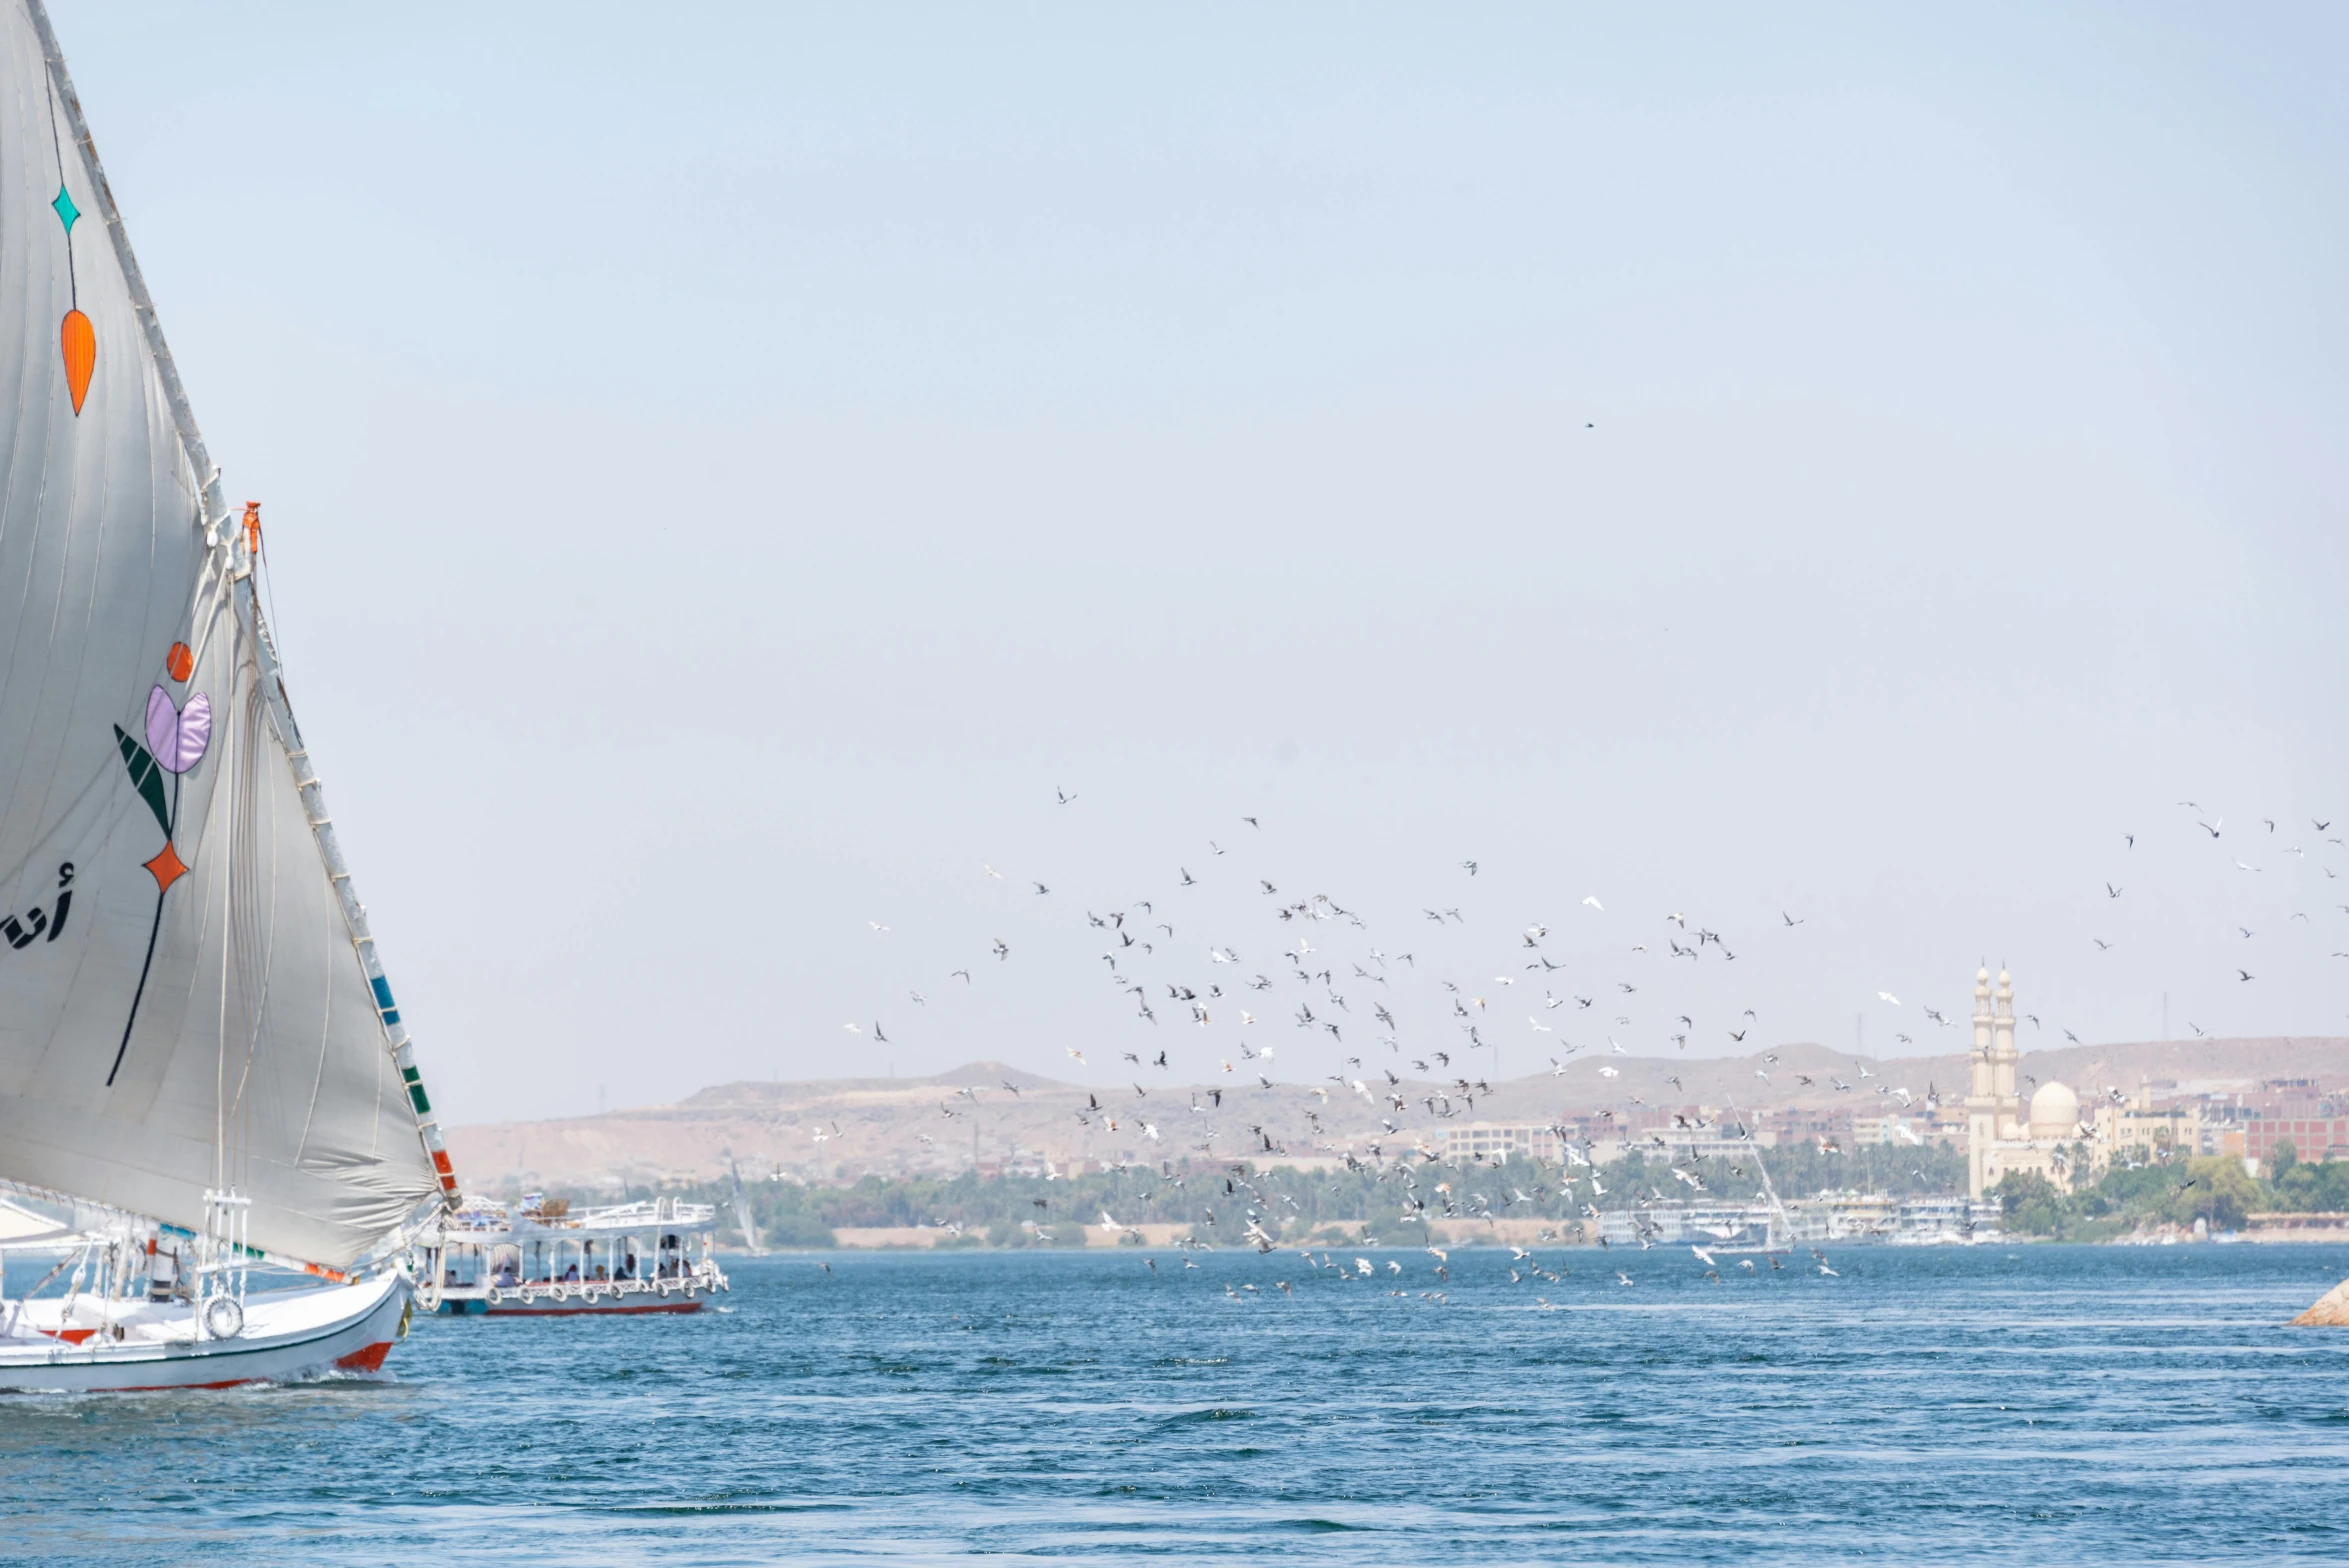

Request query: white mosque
[{"left": 1964, "top": 966, "right": 2088, "bottom": 1197}]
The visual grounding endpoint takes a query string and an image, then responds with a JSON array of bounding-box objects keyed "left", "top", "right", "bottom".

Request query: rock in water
[{"left": 2291, "top": 1277, "right": 2349, "bottom": 1327}]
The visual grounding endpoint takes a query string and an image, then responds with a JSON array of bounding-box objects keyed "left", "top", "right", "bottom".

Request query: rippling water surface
[{"left": 5, "top": 1244, "right": 2348, "bottom": 1564}]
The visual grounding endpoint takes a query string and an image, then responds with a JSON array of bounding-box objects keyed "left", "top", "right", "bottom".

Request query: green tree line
[{"left": 1993, "top": 1140, "right": 2349, "bottom": 1241}]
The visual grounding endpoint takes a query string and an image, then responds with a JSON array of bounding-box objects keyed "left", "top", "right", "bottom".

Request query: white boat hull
[{"left": 0, "top": 1274, "right": 409, "bottom": 1393}]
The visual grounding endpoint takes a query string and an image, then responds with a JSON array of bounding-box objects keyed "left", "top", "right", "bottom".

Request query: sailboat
[
  {"left": 0, "top": 0, "right": 457, "bottom": 1390},
  {"left": 728, "top": 1154, "right": 766, "bottom": 1256}
]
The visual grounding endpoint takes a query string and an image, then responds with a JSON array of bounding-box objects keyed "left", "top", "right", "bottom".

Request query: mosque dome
[{"left": 2029, "top": 1080, "right": 2080, "bottom": 1138}]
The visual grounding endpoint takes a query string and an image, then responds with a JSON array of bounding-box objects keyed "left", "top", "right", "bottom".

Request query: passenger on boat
[{"left": 146, "top": 1238, "right": 184, "bottom": 1303}]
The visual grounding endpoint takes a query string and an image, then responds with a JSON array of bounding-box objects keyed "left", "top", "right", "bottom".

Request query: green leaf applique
[{"left": 114, "top": 725, "right": 171, "bottom": 836}]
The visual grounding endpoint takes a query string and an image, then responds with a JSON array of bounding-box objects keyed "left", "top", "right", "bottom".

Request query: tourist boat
[
  {"left": 0, "top": 0, "right": 457, "bottom": 1391},
  {"left": 416, "top": 1196, "right": 728, "bottom": 1316}
]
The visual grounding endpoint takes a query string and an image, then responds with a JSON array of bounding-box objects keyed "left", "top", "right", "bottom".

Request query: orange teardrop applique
[
  {"left": 61, "top": 309, "right": 94, "bottom": 414},
  {"left": 166, "top": 642, "right": 194, "bottom": 682}
]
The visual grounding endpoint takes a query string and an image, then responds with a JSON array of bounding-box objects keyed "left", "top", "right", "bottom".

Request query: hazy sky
[{"left": 49, "top": 3, "right": 2349, "bottom": 1123}]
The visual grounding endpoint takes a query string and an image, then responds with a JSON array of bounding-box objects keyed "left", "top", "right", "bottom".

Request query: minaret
[
  {"left": 1993, "top": 967, "right": 2020, "bottom": 1137},
  {"left": 1965, "top": 964, "right": 1995, "bottom": 1197},
  {"left": 1969, "top": 966, "right": 1994, "bottom": 1100}
]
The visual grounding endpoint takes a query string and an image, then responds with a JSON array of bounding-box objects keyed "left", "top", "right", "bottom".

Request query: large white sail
[{"left": 0, "top": 0, "right": 451, "bottom": 1269}]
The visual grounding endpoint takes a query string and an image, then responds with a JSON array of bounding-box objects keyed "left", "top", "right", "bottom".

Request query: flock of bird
[
  {"left": 821, "top": 792, "right": 2345, "bottom": 1280},
  {"left": 2092, "top": 805, "right": 2349, "bottom": 1031}
]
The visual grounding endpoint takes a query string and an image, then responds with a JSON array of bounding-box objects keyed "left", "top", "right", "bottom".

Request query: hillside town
[{"left": 450, "top": 1017, "right": 2348, "bottom": 1253}]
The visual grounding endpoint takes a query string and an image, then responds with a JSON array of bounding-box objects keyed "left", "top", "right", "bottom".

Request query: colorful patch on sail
[
  {"left": 145, "top": 686, "right": 210, "bottom": 773},
  {"left": 141, "top": 842, "right": 187, "bottom": 895},
  {"left": 60, "top": 309, "right": 93, "bottom": 414},
  {"left": 112, "top": 726, "right": 172, "bottom": 836},
  {"left": 116, "top": 685, "right": 209, "bottom": 888}
]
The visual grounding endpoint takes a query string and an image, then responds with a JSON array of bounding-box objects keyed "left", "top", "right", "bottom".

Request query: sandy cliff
[{"left": 445, "top": 1036, "right": 2349, "bottom": 1190}]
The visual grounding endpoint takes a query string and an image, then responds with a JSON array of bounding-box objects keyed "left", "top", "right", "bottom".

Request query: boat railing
[
  {"left": 441, "top": 1197, "right": 719, "bottom": 1234},
  {"left": 479, "top": 1259, "right": 727, "bottom": 1308}
]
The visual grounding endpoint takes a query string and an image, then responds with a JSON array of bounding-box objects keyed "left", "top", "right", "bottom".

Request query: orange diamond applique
[{"left": 144, "top": 842, "right": 187, "bottom": 892}]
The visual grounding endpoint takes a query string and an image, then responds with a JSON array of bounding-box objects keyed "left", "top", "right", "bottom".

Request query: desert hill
[{"left": 444, "top": 1036, "right": 2349, "bottom": 1191}]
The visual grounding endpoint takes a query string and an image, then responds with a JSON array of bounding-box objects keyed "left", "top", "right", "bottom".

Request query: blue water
[{"left": 4, "top": 1244, "right": 2348, "bottom": 1564}]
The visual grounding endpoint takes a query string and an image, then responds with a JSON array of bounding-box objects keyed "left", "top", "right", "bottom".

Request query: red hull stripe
[{"left": 333, "top": 1340, "right": 394, "bottom": 1372}]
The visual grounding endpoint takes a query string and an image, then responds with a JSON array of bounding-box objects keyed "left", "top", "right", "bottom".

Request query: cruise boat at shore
[{"left": 416, "top": 1196, "right": 728, "bottom": 1316}]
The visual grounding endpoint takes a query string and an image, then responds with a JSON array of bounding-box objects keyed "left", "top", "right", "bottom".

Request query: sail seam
[
  {"left": 290, "top": 869, "right": 335, "bottom": 1170},
  {"left": 233, "top": 568, "right": 459, "bottom": 1211}
]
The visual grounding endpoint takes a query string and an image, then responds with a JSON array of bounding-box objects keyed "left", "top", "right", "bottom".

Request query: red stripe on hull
[
  {"left": 482, "top": 1300, "right": 703, "bottom": 1316},
  {"left": 333, "top": 1340, "right": 394, "bottom": 1372}
]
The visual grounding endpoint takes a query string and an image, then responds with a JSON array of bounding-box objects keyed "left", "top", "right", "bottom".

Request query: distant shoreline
[{"left": 448, "top": 1038, "right": 2349, "bottom": 1191}]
